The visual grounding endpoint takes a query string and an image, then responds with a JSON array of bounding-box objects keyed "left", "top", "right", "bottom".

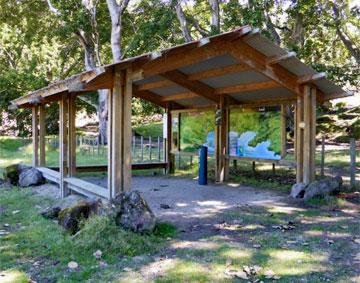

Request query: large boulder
[
  {"left": 290, "top": 183, "right": 307, "bottom": 199},
  {"left": 18, "top": 167, "right": 44, "bottom": 187},
  {"left": 41, "top": 206, "right": 62, "bottom": 219},
  {"left": 3, "top": 164, "right": 22, "bottom": 185},
  {"left": 112, "top": 190, "right": 156, "bottom": 233},
  {"left": 303, "top": 176, "right": 343, "bottom": 201},
  {"left": 58, "top": 199, "right": 101, "bottom": 234}
]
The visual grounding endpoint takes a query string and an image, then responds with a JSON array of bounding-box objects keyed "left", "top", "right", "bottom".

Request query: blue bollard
[{"left": 198, "top": 145, "right": 208, "bottom": 185}]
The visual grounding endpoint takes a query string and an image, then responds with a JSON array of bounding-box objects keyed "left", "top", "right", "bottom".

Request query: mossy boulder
[
  {"left": 3, "top": 164, "right": 21, "bottom": 185},
  {"left": 58, "top": 200, "right": 101, "bottom": 234},
  {"left": 112, "top": 191, "right": 156, "bottom": 233}
]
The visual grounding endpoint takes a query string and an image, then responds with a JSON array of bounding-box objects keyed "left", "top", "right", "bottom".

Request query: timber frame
[{"left": 10, "top": 26, "right": 350, "bottom": 200}]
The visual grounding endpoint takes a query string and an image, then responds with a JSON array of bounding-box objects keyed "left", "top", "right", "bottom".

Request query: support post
[
  {"left": 39, "top": 104, "right": 46, "bottom": 166},
  {"left": 302, "top": 85, "right": 316, "bottom": 184},
  {"left": 215, "top": 96, "right": 229, "bottom": 182},
  {"left": 350, "top": 137, "right": 356, "bottom": 188},
  {"left": 32, "top": 106, "right": 39, "bottom": 167},
  {"left": 68, "top": 95, "right": 76, "bottom": 177},
  {"left": 296, "top": 96, "right": 304, "bottom": 183},
  {"left": 59, "top": 95, "right": 69, "bottom": 198},
  {"left": 166, "top": 106, "right": 175, "bottom": 174},
  {"left": 108, "top": 67, "right": 132, "bottom": 199},
  {"left": 281, "top": 104, "right": 287, "bottom": 158},
  {"left": 320, "top": 135, "right": 325, "bottom": 177}
]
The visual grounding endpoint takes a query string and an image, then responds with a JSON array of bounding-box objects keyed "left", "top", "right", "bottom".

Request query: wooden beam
[
  {"left": 216, "top": 96, "right": 229, "bottom": 182},
  {"left": 132, "top": 85, "right": 168, "bottom": 108},
  {"left": 266, "top": 52, "right": 296, "bottom": 66},
  {"left": 227, "top": 40, "right": 301, "bottom": 96},
  {"left": 59, "top": 94, "right": 69, "bottom": 198},
  {"left": 216, "top": 80, "right": 279, "bottom": 95},
  {"left": 39, "top": 104, "right": 46, "bottom": 166},
  {"left": 161, "top": 70, "right": 219, "bottom": 103},
  {"left": 303, "top": 85, "right": 311, "bottom": 184},
  {"left": 166, "top": 106, "right": 175, "bottom": 174},
  {"left": 68, "top": 95, "right": 76, "bottom": 177},
  {"left": 160, "top": 92, "right": 196, "bottom": 102},
  {"left": 32, "top": 106, "right": 39, "bottom": 167},
  {"left": 297, "top": 72, "right": 326, "bottom": 84},
  {"left": 138, "top": 63, "right": 250, "bottom": 91}
]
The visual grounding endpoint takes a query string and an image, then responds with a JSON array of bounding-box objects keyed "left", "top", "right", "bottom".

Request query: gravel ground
[{"left": 84, "top": 175, "right": 287, "bottom": 230}]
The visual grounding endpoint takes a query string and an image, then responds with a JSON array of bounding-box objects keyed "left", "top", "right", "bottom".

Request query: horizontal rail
[{"left": 48, "top": 163, "right": 167, "bottom": 173}]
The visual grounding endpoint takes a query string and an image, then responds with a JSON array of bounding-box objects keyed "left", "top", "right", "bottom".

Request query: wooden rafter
[
  {"left": 297, "top": 72, "right": 326, "bottom": 84},
  {"left": 266, "top": 52, "right": 296, "bottom": 66},
  {"left": 161, "top": 70, "right": 219, "bottom": 103},
  {"left": 132, "top": 85, "right": 168, "bottom": 108},
  {"left": 227, "top": 39, "right": 301, "bottom": 96},
  {"left": 216, "top": 80, "right": 279, "bottom": 95}
]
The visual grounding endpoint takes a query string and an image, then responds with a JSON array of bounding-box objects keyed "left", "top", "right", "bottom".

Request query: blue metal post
[{"left": 199, "top": 145, "right": 208, "bottom": 185}]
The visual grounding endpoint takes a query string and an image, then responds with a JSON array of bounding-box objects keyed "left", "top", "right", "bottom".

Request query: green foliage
[
  {"left": 180, "top": 112, "right": 215, "bottom": 152},
  {"left": 153, "top": 222, "right": 177, "bottom": 238}
]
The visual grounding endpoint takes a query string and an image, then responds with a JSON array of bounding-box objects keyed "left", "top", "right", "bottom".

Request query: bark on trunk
[
  {"left": 175, "top": 1, "right": 194, "bottom": 42},
  {"left": 208, "top": 0, "right": 220, "bottom": 34}
]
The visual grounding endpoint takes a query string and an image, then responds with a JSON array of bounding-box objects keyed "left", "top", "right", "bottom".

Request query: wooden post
[
  {"left": 281, "top": 104, "right": 287, "bottom": 158},
  {"left": 39, "top": 104, "right": 46, "bottom": 166},
  {"left": 157, "top": 136, "right": 161, "bottom": 161},
  {"left": 166, "top": 107, "right": 175, "bottom": 174},
  {"left": 320, "top": 135, "right": 325, "bottom": 177},
  {"left": 215, "top": 96, "right": 229, "bottom": 182},
  {"left": 59, "top": 95, "right": 69, "bottom": 198},
  {"left": 302, "top": 85, "right": 316, "bottom": 184},
  {"left": 108, "top": 67, "right": 132, "bottom": 199},
  {"left": 296, "top": 96, "right": 304, "bottom": 183},
  {"left": 68, "top": 95, "right": 76, "bottom": 177},
  {"left": 149, "top": 136, "right": 152, "bottom": 161},
  {"left": 350, "top": 138, "right": 356, "bottom": 188},
  {"left": 140, "top": 136, "right": 144, "bottom": 161},
  {"left": 32, "top": 106, "right": 39, "bottom": 167}
]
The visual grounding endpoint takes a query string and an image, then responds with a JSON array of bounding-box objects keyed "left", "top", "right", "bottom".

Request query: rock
[
  {"left": 58, "top": 199, "right": 101, "bottom": 234},
  {"left": 303, "top": 176, "right": 342, "bottom": 201},
  {"left": 67, "top": 261, "right": 79, "bottom": 270},
  {"left": 3, "top": 164, "right": 21, "bottom": 185},
  {"left": 41, "top": 206, "right": 61, "bottom": 219},
  {"left": 290, "top": 183, "right": 307, "bottom": 199},
  {"left": 112, "top": 190, "right": 156, "bottom": 233},
  {"left": 18, "top": 167, "right": 44, "bottom": 187},
  {"left": 93, "top": 250, "right": 102, "bottom": 260},
  {"left": 160, "top": 204, "right": 171, "bottom": 209}
]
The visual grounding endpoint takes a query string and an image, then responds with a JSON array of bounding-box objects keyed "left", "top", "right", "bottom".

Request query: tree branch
[
  {"left": 45, "top": 0, "right": 61, "bottom": 15},
  {"left": 175, "top": 1, "right": 194, "bottom": 42}
]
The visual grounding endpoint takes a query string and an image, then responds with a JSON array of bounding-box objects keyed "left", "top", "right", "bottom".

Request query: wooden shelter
[{"left": 10, "top": 26, "right": 351, "bottom": 200}]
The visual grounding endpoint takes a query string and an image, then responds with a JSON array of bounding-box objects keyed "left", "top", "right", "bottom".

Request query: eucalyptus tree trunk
[
  {"left": 208, "top": 0, "right": 220, "bottom": 34},
  {"left": 175, "top": 1, "right": 193, "bottom": 42}
]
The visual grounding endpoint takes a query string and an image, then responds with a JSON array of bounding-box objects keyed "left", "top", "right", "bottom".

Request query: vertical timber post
[
  {"left": 303, "top": 85, "right": 316, "bottom": 184},
  {"left": 216, "top": 96, "right": 229, "bottom": 182},
  {"left": 296, "top": 96, "right": 304, "bottom": 183},
  {"left": 350, "top": 138, "right": 356, "bottom": 188},
  {"left": 39, "top": 104, "right": 46, "bottom": 167},
  {"left": 108, "top": 67, "right": 132, "bottom": 199},
  {"left": 281, "top": 104, "right": 287, "bottom": 158},
  {"left": 32, "top": 106, "right": 39, "bottom": 167},
  {"left": 166, "top": 105, "right": 175, "bottom": 174},
  {"left": 68, "top": 95, "right": 76, "bottom": 177},
  {"left": 59, "top": 94, "right": 69, "bottom": 198}
]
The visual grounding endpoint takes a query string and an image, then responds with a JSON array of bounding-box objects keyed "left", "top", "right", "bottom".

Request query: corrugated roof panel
[
  {"left": 200, "top": 70, "right": 268, "bottom": 88},
  {"left": 279, "top": 57, "right": 316, "bottom": 77},
  {"left": 314, "top": 78, "right": 344, "bottom": 94},
  {"left": 151, "top": 85, "right": 188, "bottom": 96},
  {"left": 230, "top": 87, "right": 294, "bottom": 102},
  {"left": 176, "top": 96, "right": 212, "bottom": 106},
  {"left": 134, "top": 75, "right": 163, "bottom": 85},
  {"left": 246, "top": 34, "right": 286, "bottom": 57},
  {"left": 179, "top": 54, "right": 238, "bottom": 74}
]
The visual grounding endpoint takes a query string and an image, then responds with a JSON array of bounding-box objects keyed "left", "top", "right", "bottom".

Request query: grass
[{"left": 0, "top": 188, "right": 174, "bottom": 282}]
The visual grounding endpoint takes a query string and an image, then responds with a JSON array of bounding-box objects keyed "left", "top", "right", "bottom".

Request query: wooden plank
[
  {"left": 37, "top": 167, "right": 60, "bottom": 183},
  {"left": 296, "top": 96, "right": 304, "bottom": 183},
  {"left": 32, "top": 106, "right": 39, "bottom": 167},
  {"left": 68, "top": 95, "right": 76, "bottom": 177},
  {"left": 166, "top": 106, "right": 175, "bottom": 174},
  {"left": 350, "top": 138, "right": 356, "bottom": 188},
  {"left": 218, "top": 96, "right": 229, "bottom": 182},
  {"left": 48, "top": 163, "right": 167, "bottom": 173},
  {"left": 281, "top": 105, "right": 287, "bottom": 158},
  {"left": 59, "top": 94, "right": 69, "bottom": 198},
  {"left": 227, "top": 40, "right": 301, "bottom": 96},
  {"left": 65, "top": 177, "right": 108, "bottom": 199},
  {"left": 161, "top": 70, "right": 219, "bottom": 103},
  {"left": 39, "top": 104, "right": 46, "bottom": 166},
  {"left": 310, "top": 87, "right": 317, "bottom": 182}
]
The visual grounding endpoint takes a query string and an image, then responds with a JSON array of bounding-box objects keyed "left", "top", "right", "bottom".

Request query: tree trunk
[
  {"left": 175, "top": 1, "right": 193, "bottom": 42},
  {"left": 208, "top": 0, "right": 220, "bottom": 34}
]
